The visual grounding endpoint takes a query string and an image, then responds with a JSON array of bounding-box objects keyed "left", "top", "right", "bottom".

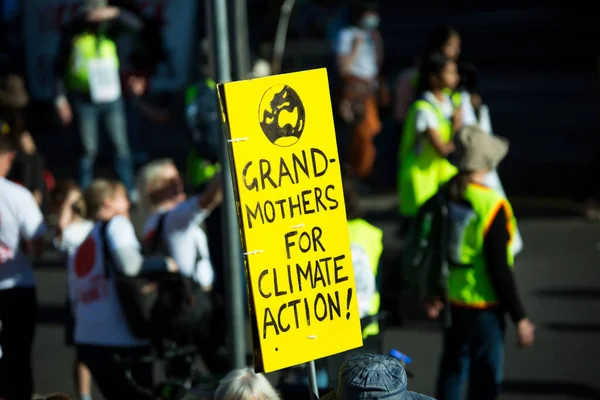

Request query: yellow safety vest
[
  {"left": 66, "top": 33, "right": 120, "bottom": 93},
  {"left": 347, "top": 218, "right": 383, "bottom": 339},
  {"left": 398, "top": 99, "right": 457, "bottom": 217},
  {"left": 447, "top": 183, "right": 517, "bottom": 308}
]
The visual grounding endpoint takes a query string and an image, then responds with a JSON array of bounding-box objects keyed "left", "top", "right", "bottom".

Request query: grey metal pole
[
  {"left": 207, "top": 0, "right": 247, "bottom": 369},
  {"left": 232, "top": 0, "right": 251, "bottom": 79},
  {"left": 307, "top": 360, "right": 320, "bottom": 399}
]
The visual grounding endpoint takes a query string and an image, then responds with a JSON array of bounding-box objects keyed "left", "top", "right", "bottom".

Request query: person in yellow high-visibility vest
[
  {"left": 398, "top": 52, "right": 461, "bottom": 228},
  {"left": 324, "top": 169, "right": 384, "bottom": 389},
  {"left": 54, "top": 0, "right": 145, "bottom": 201},
  {"left": 427, "top": 125, "right": 535, "bottom": 400}
]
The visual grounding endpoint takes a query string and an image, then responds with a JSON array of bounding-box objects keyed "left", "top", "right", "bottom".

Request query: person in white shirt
[
  {"left": 69, "top": 178, "right": 177, "bottom": 399},
  {"left": 335, "top": 2, "right": 384, "bottom": 180},
  {"left": 50, "top": 180, "right": 95, "bottom": 400},
  {"left": 137, "top": 158, "right": 226, "bottom": 374},
  {"left": 0, "top": 131, "right": 47, "bottom": 400}
]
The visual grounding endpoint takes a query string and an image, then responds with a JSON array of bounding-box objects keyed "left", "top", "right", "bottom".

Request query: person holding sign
[{"left": 54, "top": 0, "right": 144, "bottom": 201}]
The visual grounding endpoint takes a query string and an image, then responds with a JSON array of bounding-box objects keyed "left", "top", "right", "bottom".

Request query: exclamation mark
[{"left": 346, "top": 288, "right": 353, "bottom": 319}]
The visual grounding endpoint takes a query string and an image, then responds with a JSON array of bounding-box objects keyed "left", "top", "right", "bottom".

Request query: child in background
[
  {"left": 397, "top": 52, "right": 460, "bottom": 227},
  {"left": 50, "top": 181, "right": 95, "bottom": 400}
]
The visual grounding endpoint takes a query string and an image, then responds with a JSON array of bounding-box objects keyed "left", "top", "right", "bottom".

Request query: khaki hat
[
  {"left": 0, "top": 74, "right": 29, "bottom": 109},
  {"left": 450, "top": 124, "right": 509, "bottom": 171}
]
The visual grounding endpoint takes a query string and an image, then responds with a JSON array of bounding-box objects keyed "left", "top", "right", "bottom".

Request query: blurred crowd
[{"left": 0, "top": 0, "right": 547, "bottom": 400}]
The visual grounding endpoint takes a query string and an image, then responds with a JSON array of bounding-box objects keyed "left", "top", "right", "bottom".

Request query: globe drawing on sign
[{"left": 258, "top": 85, "right": 306, "bottom": 147}]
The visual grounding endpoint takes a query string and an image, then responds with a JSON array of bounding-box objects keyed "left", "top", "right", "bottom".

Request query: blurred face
[
  {"left": 148, "top": 163, "right": 185, "bottom": 207},
  {"left": 360, "top": 11, "right": 380, "bottom": 31},
  {"left": 440, "top": 61, "right": 459, "bottom": 91},
  {"left": 442, "top": 34, "right": 461, "bottom": 61},
  {"left": 106, "top": 186, "right": 130, "bottom": 218},
  {"left": 0, "top": 150, "right": 16, "bottom": 177}
]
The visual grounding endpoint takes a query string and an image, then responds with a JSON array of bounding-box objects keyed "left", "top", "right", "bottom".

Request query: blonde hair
[
  {"left": 214, "top": 368, "right": 280, "bottom": 400},
  {"left": 136, "top": 158, "right": 176, "bottom": 211},
  {"left": 84, "top": 178, "right": 126, "bottom": 219}
]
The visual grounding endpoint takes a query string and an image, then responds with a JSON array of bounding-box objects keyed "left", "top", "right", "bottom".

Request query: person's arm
[
  {"left": 105, "top": 216, "right": 176, "bottom": 276},
  {"left": 18, "top": 188, "right": 47, "bottom": 259},
  {"left": 372, "top": 30, "right": 384, "bottom": 68},
  {"left": 112, "top": 8, "right": 144, "bottom": 31},
  {"left": 483, "top": 203, "right": 526, "bottom": 323},
  {"left": 336, "top": 30, "right": 361, "bottom": 77},
  {"left": 54, "top": 19, "right": 80, "bottom": 103},
  {"left": 415, "top": 109, "right": 455, "bottom": 157},
  {"left": 167, "top": 174, "right": 223, "bottom": 230}
]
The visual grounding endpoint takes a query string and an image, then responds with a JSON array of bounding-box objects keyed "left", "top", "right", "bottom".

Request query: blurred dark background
[{"left": 1, "top": 0, "right": 598, "bottom": 199}]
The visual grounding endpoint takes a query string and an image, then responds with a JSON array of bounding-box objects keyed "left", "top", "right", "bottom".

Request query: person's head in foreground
[
  {"left": 214, "top": 368, "right": 280, "bottom": 400},
  {"left": 137, "top": 158, "right": 186, "bottom": 212},
  {"left": 448, "top": 125, "right": 509, "bottom": 200},
  {"left": 85, "top": 178, "right": 130, "bottom": 221},
  {"left": 323, "top": 354, "right": 435, "bottom": 400}
]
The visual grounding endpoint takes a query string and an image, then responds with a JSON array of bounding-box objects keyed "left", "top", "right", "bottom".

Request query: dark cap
[{"left": 323, "top": 354, "right": 436, "bottom": 400}]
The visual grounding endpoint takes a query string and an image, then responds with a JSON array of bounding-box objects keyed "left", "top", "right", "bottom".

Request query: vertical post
[
  {"left": 307, "top": 360, "right": 320, "bottom": 399},
  {"left": 232, "top": 0, "right": 251, "bottom": 79},
  {"left": 206, "top": 0, "right": 247, "bottom": 369}
]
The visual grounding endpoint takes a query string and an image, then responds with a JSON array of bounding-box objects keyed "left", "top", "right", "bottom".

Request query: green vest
[
  {"left": 66, "top": 33, "right": 119, "bottom": 93},
  {"left": 347, "top": 218, "right": 383, "bottom": 339},
  {"left": 447, "top": 183, "right": 517, "bottom": 307},
  {"left": 398, "top": 99, "right": 457, "bottom": 217}
]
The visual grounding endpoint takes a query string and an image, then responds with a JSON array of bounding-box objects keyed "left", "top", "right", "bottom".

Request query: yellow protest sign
[{"left": 218, "top": 68, "right": 363, "bottom": 373}]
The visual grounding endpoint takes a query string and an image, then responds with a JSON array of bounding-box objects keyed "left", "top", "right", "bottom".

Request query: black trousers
[
  {"left": 0, "top": 287, "right": 37, "bottom": 400},
  {"left": 76, "top": 345, "right": 153, "bottom": 400}
]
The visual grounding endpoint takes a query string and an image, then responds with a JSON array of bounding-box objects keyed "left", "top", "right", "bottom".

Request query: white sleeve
[
  {"left": 415, "top": 108, "right": 439, "bottom": 134},
  {"left": 105, "top": 216, "right": 143, "bottom": 276},
  {"left": 106, "top": 216, "right": 140, "bottom": 252},
  {"left": 18, "top": 189, "right": 46, "bottom": 240},
  {"left": 350, "top": 244, "right": 376, "bottom": 319},
  {"left": 168, "top": 196, "right": 211, "bottom": 231},
  {"left": 336, "top": 29, "right": 354, "bottom": 55}
]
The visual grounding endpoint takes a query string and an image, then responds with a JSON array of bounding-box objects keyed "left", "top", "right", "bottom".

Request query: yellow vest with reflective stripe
[
  {"left": 66, "top": 33, "right": 119, "bottom": 92},
  {"left": 447, "top": 183, "right": 517, "bottom": 308},
  {"left": 347, "top": 218, "right": 383, "bottom": 339},
  {"left": 398, "top": 99, "right": 457, "bottom": 217}
]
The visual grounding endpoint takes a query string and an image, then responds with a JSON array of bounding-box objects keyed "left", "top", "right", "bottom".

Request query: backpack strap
[
  {"left": 100, "top": 219, "right": 113, "bottom": 280},
  {"left": 149, "top": 212, "right": 168, "bottom": 253}
]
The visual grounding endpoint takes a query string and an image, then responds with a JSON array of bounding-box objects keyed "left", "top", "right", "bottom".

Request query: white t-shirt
[
  {"left": 350, "top": 244, "right": 376, "bottom": 319},
  {"left": 69, "top": 216, "right": 149, "bottom": 347},
  {"left": 414, "top": 91, "right": 454, "bottom": 135},
  {"left": 460, "top": 91, "right": 479, "bottom": 127},
  {"left": 55, "top": 220, "right": 94, "bottom": 256},
  {"left": 336, "top": 27, "right": 378, "bottom": 80},
  {"left": 0, "top": 177, "right": 47, "bottom": 290},
  {"left": 143, "top": 196, "right": 214, "bottom": 290}
]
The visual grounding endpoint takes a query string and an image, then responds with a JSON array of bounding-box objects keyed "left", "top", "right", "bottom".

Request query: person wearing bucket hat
[
  {"left": 53, "top": 0, "right": 145, "bottom": 201},
  {"left": 323, "top": 354, "right": 435, "bottom": 400},
  {"left": 425, "top": 125, "right": 535, "bottom": 400}
]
